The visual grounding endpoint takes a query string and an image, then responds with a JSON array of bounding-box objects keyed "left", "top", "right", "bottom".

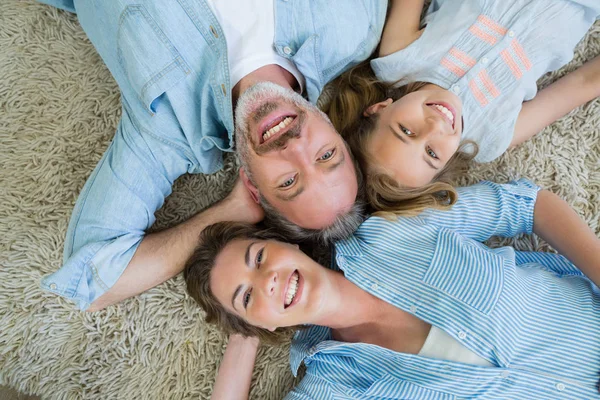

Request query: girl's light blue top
[
  {"left": 371, "top": 0, "right": 599, "bottom": 162},
  {"left": 287, "top": 180, "right": 600, "bottom": 399}
]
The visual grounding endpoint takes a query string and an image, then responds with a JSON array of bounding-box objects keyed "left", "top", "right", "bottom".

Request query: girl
[
  {"left": 185, "top": 179, "right": 600, "bottom": 399},
  {"left": 327, "top": 0, "right": 600, "bottom": 216}
]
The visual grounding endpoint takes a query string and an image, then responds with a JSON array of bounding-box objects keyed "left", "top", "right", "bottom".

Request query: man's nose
[
  {"left": 260, "top": 270, "right": 277, "bottom": 297},
  {"left": 282, "top": 136, "right": 311, "bottom": 164}
]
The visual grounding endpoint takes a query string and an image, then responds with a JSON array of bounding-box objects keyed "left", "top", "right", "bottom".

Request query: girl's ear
[
  {"left": 240, "top": 168, "right": 260, "bottom": 203},
  {"left": 363, "top": 98, "right": 393, "bottom": 117}
]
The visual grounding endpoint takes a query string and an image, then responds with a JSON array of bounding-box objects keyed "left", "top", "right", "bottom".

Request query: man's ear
[
  {"left": 240, "top": 168, "right": 260, "bottom": 204},
  {"left": 363, "top": 98, "right": 393, "bottom": 117}
]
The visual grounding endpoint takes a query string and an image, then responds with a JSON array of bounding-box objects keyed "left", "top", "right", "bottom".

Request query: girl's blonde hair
[{"left": 324, "top": 61, "right": 477, "bottom": 218}]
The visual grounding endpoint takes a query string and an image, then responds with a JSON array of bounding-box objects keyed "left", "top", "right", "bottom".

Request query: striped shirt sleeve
[{"left": 419, "top": 179, "right": 541, "bottom": 242}]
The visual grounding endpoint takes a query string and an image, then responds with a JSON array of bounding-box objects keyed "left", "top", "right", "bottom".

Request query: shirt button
[
  {"left": 458, "top": 331, "right": 467, "bottom": 340},
  {"left": 481, "top": 57, "right": 489, "bottom": 64},
  {"left": 451, "top": 85, "right": 461, "bottom": 94},
  {"left": 556, "top": 383, "right": 566, "bottom": 391},
  {"left": 209, "top": 25, "right": 219, "bottom": 38},
  {"left": 221, "top": 84, "right": 227, "bottom": 96},
  {"left": 371, "top": 283, "right": 378, "bottom": 291},
  {"left": 508, "top": 30, "right": 515, "bottom": 38},
  {"left": 49, "top": 283, "right": 57, "bottom": 290},
  {"left": 409, "top": 305, "right": 418, "bottom": 313},
  {"left": 501, "top": 371, "right": 509, "bottom": 378},
  {"left": 283, "top": 46, "right": 293, "bottom": 55}
]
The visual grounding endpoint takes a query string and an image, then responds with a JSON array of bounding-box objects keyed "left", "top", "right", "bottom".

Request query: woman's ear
[
  {"left": 240, "top": 168, "right": 260, "bottom": 203},
  {"left": 363, "top": 98, "right": 393, "bottom": 117}
]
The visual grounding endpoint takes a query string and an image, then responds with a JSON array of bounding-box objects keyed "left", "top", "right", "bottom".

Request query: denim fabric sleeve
[
  {"left": 37, "top": 0, "right": 76, "bottom": 13},
  {"left": 419, "top": 179, "right": 541, "bottom": 242},
  {"left": 40, "top": 108, "right": 194, "bottom": 310}
]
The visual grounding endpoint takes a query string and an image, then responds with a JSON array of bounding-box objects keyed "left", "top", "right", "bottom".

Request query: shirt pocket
[
  {"left": 355, "top": 374, "right": 455, "bottom": 399},
  {"left": 117, "top": 5, "right": 191, "bottom": 114},
  {"left": 423, "top": 228, "right": 505, "bottom": 315}
]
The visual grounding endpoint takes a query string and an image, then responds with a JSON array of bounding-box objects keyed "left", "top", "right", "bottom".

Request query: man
[{"left": 38, "top": 0, "right": 387, "bottom": 311}]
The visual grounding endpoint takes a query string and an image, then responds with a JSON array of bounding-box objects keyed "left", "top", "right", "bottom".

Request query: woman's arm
[
  {"left": 211, "top": 334, "right": 260, "bottom": 400},
  {"left": 511, "top": 55, "right": 600, "bottom": 147},
  {"left": 533, "top": 190, "right": 600, "bottom": 287},
  {"left": 378, "top": 0, "right": 426, "bottom": 57}
]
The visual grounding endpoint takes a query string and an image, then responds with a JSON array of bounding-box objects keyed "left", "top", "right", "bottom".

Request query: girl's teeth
[
  {"left": 263, "top": 117, "right": 294, "bottom": 141},
  {"left": 433, "top": 104, "right": 454, "bottom": 122}
]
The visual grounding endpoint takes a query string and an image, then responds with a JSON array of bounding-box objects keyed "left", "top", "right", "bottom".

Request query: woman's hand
[{"left": 211, "top": 334, "right": 260, "bottom": 400}]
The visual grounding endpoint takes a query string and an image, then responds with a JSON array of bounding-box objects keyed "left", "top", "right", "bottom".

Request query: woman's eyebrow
[
  {"left": 232, "top": 241, "right": 257, "bottom": 311},
  {"left": 244, "top": 242, "right": 255, "bottom": 267}
]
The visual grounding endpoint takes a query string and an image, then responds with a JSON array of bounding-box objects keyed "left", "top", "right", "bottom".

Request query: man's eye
[
  {"left": 243, "top": 289, "right": 252, "bottom": 308},
  {"left": 319, "top": 149, "right": 335, "bottom": 161},
  {"left": 400, "top": 125, "right": 414, "bottom": 136},
  {"left": 256, "top": 248, "right": 264, "bottom": 266},
  {"left": 280, "top": 176, "right": 296, "bottom": 188},
  {"left": 427, "top": 147, "right": 438, "bottom": 159}
]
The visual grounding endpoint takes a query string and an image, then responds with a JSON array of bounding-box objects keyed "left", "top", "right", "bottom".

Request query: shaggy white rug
[{"left": 0, "top": 2, "right": 598, "bottom": 399}]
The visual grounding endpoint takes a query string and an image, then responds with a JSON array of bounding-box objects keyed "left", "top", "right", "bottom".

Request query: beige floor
[{"left": 0, "top": 386, "right": 40, "bottom": 400}]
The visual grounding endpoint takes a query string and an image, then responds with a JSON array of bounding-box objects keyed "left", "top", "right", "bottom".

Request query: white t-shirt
[
  {"left": 419, "top": 326, "right": 494, "bottom": 367},
  {"left": 205, "top": 0, "right": 305, "bottom": 91}
]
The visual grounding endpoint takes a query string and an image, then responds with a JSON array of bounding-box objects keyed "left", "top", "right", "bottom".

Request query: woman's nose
[{"left": 261, "top": 270, "right": 277, "bottom": 296}]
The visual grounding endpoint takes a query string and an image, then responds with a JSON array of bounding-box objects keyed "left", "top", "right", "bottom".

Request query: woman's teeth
[
  {"left": 432, "top": 104, "right": 454, "bottom": 124},
  {"left": 285, "top": 271, "right": 299, "bottom": 306},
  {"left": 263, "top": 116, "right": 293, "bottom": 141}
]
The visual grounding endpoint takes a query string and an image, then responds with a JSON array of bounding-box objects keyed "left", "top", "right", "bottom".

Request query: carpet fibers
[{"left": 0, "top": 2, "right": 598, "bottom": 399}]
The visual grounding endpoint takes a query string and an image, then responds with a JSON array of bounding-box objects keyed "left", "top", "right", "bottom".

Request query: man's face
[{"left": 235, "top": 82, "right": 358, "bottom": 230}]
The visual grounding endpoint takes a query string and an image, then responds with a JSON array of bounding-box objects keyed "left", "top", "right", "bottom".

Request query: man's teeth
[
  {"left": 433, "top": 104, "right": 454, "bottom": 123},
  {"left": 285, "top": 271, "right": 299, "bottom": 306},
  {"left": 263, "top": 117, "right": 293, "bottom": 141}
]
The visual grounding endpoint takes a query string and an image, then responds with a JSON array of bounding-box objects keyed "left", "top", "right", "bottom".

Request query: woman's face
[
  {"left": 210, "top": 239, "right": 331, "bottom": 331},
  {"left": 366, "top": 85, "right": 464, "bottom": 187}
]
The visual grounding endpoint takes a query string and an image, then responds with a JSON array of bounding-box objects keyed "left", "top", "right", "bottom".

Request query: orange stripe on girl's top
[
  {"left": 469, "top": 25, "right": 497, "bottom": 45},
  {"left": 469, "top": 79, "right": 489, "bottom": 107},
  {"left": 441, "top": 57, "right": 466, "bottom": 77},
  {"left": 501, "top": 49, "right": 522, "bottom": 79},
  {"left": 478, "top": 70, "right": 500, "bottom": 98},
  {"left": 449, "top": 48, "right": 476, "bottom": 68},
  {"left": 511, "top": 39, "right": 532, "bottom": 71},
  {"left": 477, "top": 15, "right": 507, "bottom": 36}
]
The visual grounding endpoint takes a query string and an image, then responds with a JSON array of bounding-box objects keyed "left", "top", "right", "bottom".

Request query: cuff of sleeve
[{"left": 503, "top": 178, "right": 542, "bottom": 234}]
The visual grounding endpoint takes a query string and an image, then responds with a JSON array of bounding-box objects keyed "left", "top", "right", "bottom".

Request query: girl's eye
[
  {"left": 426, "top": 147, "right": 438, "bottom": 159},
  {"left": 280, "top": 176, "right": 296, "bottom": 188},
  {"left": 400, "top": 125, "right": 414, "bottom": 136},
  {"left": 319, "top": 149, "right": 335, "bottom": 161},
  {"left": 256, "top": 248, "right": 264, "bottom": 266},
  {"left": 243, "top": 289, "right": 252, "bottom": 309}
]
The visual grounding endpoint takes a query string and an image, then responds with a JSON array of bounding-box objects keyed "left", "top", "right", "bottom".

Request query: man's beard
[{"left": 234, "top": 81, "right": 323, "bottom": 162}]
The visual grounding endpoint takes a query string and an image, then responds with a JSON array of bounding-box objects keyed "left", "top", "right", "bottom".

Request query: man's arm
[
  {"left": 378, "top": 0, "right": 426, "bottom": 57},
  {"left": 87, "top": 173, "right": 264, "bottom": 311},
  {"left": 512, "top": 55, "right": 600, "bottom": 147},
  {"left": 211, "top": 335, "right": 259, "bottom": 400},
  {"left": 532, "top": 190, "right": 600, "bottom": 287}
]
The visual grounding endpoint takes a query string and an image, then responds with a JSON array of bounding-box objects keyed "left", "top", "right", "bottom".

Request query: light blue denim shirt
[
  {"left": 371, "top": 0, "right": 599, "bottom": 162},
  {"left": 38, "top": 0, "right": 387, "bottom": 310},
  {"left": 287, "top": 180, "right": 600, "bottom": 399}
]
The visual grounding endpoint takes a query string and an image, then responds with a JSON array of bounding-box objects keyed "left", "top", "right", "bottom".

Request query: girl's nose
[{"left": 261, "top": 271, "right": 277, "bottom": 296}]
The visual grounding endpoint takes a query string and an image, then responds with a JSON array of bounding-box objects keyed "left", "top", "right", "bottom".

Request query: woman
[
  {"left": 326, "top": 0, "right": 600, "bottom": 217},
  {"left": 185, "top": 179, "right": 600, "bottom": 399}
]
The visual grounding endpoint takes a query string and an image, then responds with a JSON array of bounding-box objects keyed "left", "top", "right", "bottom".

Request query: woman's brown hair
[
  {"left": 184, "top": 222, "right": 304, "bottom": 345},
  {"left": 324, "top": 60, "right": 477, "bottom": 218}
]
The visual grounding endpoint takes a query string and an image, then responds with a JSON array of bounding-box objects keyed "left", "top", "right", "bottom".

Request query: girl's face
[
  {"left": 366, "top": 85, "right": 464, "bottom": 187},
  {"left": 210, "top": 239, "right": 332, "bottom": 331}
]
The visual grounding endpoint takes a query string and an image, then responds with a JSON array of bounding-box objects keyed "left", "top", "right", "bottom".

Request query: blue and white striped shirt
[{"left": 286, "top": 180, "right": 600, "bottom": 399}]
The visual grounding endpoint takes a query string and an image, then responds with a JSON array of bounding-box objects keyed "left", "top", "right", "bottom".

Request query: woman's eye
[
  {"left": 280, "top": 176, "right": 296, "bottom": 188},
  {"left": 256, "top": 248, "right": 264, "bottom": 266},
  {"left": 400, "top": 125, "right": 414, "bottom": 136},
  {"left": 243, "top": 289, "right": 252, "bottom": 308},
  {"left": 319, "top": 149, "right": 335, "bottom": 161},
  {"left": 426, "top": 147, "right": 438, "bottom": 159}
]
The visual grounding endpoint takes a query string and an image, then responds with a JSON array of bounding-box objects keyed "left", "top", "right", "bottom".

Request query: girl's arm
[
  {"left": 511, "top": 55, "right": 600, "bottom": 147},
  {"left": 211, "top": 334, "right": 260, "bottom": 400},
  {"left": 378, "top": 0, "right": 426, "bottom": 57},
  {"left": 533, "top": 190, "right": 600, "bottom": 287}
]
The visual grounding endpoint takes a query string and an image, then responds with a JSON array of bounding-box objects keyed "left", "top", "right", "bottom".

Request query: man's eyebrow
[{"left": 232, "top": 242, "right": 255, "bottom": 311}]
